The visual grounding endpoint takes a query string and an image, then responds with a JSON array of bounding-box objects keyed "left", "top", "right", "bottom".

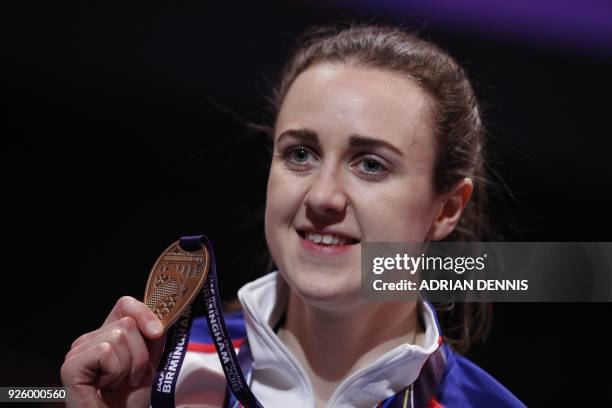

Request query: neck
[{"left": 278, "top": 289, "right": 422, "bottom": 403}]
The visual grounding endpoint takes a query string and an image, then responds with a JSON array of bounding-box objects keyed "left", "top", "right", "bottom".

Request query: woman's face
[{"left": 265, "top": 63, "right": 442, "bottom": 308}]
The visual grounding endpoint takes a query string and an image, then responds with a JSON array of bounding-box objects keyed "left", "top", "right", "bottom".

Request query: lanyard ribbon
[
  {"left": 151, "top": 235, "right": 446, "bottom": 408},
  {"left": 151, "top": 235, "right": 263, "bottom": 408}
]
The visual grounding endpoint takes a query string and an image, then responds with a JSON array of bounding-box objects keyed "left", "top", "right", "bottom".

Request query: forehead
[{"left": 275, "top": 63, "right": 435, "bottom": 153}]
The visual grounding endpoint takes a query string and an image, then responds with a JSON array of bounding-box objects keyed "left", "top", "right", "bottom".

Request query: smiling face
[{"left": 265, "top": 63, "right": 443, "bottom": 309}]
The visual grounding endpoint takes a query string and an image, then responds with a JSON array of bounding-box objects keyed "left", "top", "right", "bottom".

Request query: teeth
[{"left": 305, "top": 232, "right": 349, "bottom": 245}]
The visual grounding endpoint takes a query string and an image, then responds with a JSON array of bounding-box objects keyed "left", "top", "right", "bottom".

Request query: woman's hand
[{"left": 61, "top": 296, "right": 165, "bottom": 408}]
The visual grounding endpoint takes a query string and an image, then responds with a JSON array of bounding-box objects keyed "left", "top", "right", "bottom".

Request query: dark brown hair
[{"left": 268, "top": 24, "right": 492, "bottom": 353}]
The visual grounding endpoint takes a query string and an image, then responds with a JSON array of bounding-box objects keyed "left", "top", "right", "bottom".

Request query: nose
[{"left": 304, "top": 165, "right": 348, "bottom": 217}]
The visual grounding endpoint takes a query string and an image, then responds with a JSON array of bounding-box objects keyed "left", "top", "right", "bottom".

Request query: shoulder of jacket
[{"left": 436, "top": 345, "right": 526, "bottom": 408}]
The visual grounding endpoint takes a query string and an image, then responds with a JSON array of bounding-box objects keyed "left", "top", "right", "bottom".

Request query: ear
[{"left": 426, "top": 178, "right": 473, "bottom": 241}]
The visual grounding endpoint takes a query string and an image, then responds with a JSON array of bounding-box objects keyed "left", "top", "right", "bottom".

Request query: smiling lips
[{"left": 296, "top": 229, "right": 360, "bottom": 256}]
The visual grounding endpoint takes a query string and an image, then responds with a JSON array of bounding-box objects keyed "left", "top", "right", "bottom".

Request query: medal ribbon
[{"left": 151, "top": 235, "right": 263, "bottom": 408}]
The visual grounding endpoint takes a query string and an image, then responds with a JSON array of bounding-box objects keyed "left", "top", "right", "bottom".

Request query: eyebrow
[
  {"left": 276, "top": 128, "right": 404, "bottom": 157},
  {"left": 276, "top": 128, "right": 319, "bottom": 145},
  {"left": 348, "top": 134, "right": 404, "bottom": 157}
]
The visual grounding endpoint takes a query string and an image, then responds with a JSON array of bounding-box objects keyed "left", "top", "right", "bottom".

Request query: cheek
[
  {"left": 353, "top": 178, "right": 437, "bottom": 242},
  {"left": 265, "top": 167, "right": 294, "bottom": 221},
  {"left": 264, "top": 167, "right": 303, "bottom": 242}
]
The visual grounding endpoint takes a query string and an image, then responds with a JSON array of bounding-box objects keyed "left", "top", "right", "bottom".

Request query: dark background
[{"left": 2, "top": 1, "right": 611, "bottom": 406}]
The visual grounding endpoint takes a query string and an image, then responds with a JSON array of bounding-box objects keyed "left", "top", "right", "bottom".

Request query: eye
[
  {"left": 353, "top": 155, "right": 389, "bottom": 180},
  {"left": 280, "top": 145, "right": 318, "bottom": 168},
  {"left": 289, "top": 146, "right": 311, "bottom": 163},
  {"left": 361, "top": 158, "right": 384, "bottom": 173}
]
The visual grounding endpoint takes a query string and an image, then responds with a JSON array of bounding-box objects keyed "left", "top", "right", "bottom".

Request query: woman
[{"left": 61, "top": 25, "right": 524, "bottom": 407}]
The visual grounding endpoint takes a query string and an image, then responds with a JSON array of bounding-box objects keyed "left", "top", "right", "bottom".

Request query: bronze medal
[{"left": 144, "top": 240, "right": 209, "bottom": 331}]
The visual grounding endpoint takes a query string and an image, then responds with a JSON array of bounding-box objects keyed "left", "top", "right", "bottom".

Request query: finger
[
  {"left": 71, "top": 297, "right": 163, "bottom": 351},
  {"left": 65, "top": 317, "right": 162, "bottom": 388},
  {"left": 141, "top": 334, "right": 166, "bottom": 385},
  {"left": 96, "top": 341, "right": 123, "bottom": 389},
  {"left": 70, "top": 328, "right": 104, "bottom": 350},
  {"left": 105, "top": 296, "right": 164, "bottom": 339},
  {"left": 110, "top": 317, "right": 153, "bottom": 387},
  {"left": 68, "top": 326, "right": 113, "bottom": 357},
  {"left": 67, "top": 317, "right": 139, "bottom": 361},
  {"left": 62, "top": 341, "right": 121, "bottom": 406},
  {"left": 147, "top": 333, "right": 165, "bottom": 367},
  {"left": 106, "top": 328, "right": 133, "bottom": 389},
  {"left": 65, "top": 335, "right": 128, "bottom": 389}
]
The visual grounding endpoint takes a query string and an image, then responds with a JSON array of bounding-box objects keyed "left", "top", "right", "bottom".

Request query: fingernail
[{"left": 146, "top": 321, "right": 163, "bottom": 336}]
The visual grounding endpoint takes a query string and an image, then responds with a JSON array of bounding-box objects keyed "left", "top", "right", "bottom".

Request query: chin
[{"left": 281, "top": 268, "right": 362, "bottom": 309}]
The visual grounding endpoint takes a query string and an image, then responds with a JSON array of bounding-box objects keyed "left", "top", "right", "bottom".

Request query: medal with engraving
[{"left": 144, "top": 240, "right": 209, "bottom": 331}]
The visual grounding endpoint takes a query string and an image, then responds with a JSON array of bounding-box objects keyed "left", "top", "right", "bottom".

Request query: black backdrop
[{"left": 2, "top": 1, "right": 612, "bottom": 406}]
